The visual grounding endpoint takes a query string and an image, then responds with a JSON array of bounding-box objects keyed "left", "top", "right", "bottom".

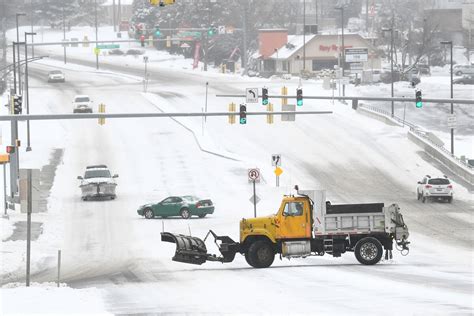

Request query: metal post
[
  {"left": 204, "top": 0, "right": 211, "bottom": 72},
  {"left": 57, "top": 250, "right": 61, "bottom": 287},
  {"left": 26, "top": 169, "right": 32, "bottom": 287},
  {"left": 25, "top": 32, "right": 35, "bottom": 152},
  {"left": 205, "top": 82, "right": 208, "bottom": 122},
  {"left": 253, "top": 179, "right": 256, "bottom": 218},
  {"left": 242, "top": 1, "right": 248, "bottom": 74},
  {"left": 450, "top": 43, "right": 454, "bottom": 155},
  {"left": 366, "top": 0, "right": 369, "bottom": 33},
  {"left": 341, "top": 7, "right": 345, "bottom": 98},
  {"left": 112, "top": 0, "right": 116, "bottom": 32},
  {"left": 303, "top": 0, "right": 306, "bottom": 71},
  {"left": 390, "top": 28, "right": 394, "bottom": 117},
  {"left": 95, "top": 0, "right": 99, "bottom": 70},
  {"left": 16, "top": 14, "right": 24, "bottom": 94},
  {"left": 12, "top": 42, "right": 17, "bottom": 94},
  {"left": 3, "top": 164, "right": 7, "bottom": 218},
  {"left": 30, "top": 0, "right": 35, "bottom": 58},
  {"left": 62, "top": 4, "right": 66, "bottom": 64},
  {"left": 10, "top": 43, "right": 19, "bottom": 199}
]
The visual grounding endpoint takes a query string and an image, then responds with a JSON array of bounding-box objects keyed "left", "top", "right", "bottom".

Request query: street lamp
[
  {"left": 95, "top": 0, "right": 99, "bottom": 70},
  {"left": 16, "top": 13, "right": 26, "bottom": 93},
  {"left": 382, "top": 26, "right": 395, "bottom": 117},
  {"left": 24, "top": 32, "right": 36, "bottom": 152},
  {"left": 440, "top": 40, "right": 454, "bottom": 155},
  {"left": 335, "top": 6, "right": 345, "bottom": 97}
]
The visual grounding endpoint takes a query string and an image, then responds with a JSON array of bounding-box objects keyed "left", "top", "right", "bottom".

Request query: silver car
[
  {"left": 453, "top": 64, "right": 474, "bottom": 76},
  {"left": 77, "top": 165, "right": 118, "bottom": 201}
]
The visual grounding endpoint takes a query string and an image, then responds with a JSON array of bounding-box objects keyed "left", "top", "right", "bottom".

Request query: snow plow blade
[{"left": 161, "top": 230, "right": 240, "bottom": 265}]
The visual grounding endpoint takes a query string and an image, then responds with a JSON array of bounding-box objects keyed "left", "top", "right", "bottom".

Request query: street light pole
[
  {"left": 382, "top": 26, "right": 395, "bottom": 117},
  {"left": 441, "top": 40, "right": 454, "bottom": 155},
  {"left": 303, "top": 0, "right": 306, "bottom": 71},
  {"left": 335, "top": 6, "right": 345, "bottom": 97},
  {"left": 16, "top": 13, "right": 26, "bottom": 94},
  {"left": 62, "top": 4, "right": 66, "bottom": 64},
  {"left": 95, "top": 0, "right": 99, "bottom": 70},
  {"left": 25, "top": 32, "right": 36, "bottom": 152}
]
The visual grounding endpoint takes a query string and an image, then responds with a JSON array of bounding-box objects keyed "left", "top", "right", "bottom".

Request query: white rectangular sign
[
  {"left": 272, "top": 154, "right": 281, "bottom": 167},
  {"left": 345, "top": 48, "right": 368, "bottom": 63},
  {"left": 447, "top": 115, "right": 457, "bottom": 128},
  {"left": 246, "top": 88, "right": 259, "bottom": 103}
]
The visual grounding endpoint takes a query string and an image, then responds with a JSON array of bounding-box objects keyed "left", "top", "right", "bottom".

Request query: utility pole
[
  {"left": 95, "top": 0, "right": 99, "bottom": 70},
  {"left": 113, "top": 0, "right": 116, "bottom": 32},
  {"left": 62, "top": 4, "right": 66, "bottom": 64},
  {"left": 26, "top": 169, "right": 32, "bottom": 287},
  {"left": 16, "top": 13, "right": 26, "bottom": 94},
  {"left": 303, "top": 0, "right": 306, "bottom": 71},
  {"left": 204, "top": 0, "right": 211, "bottom": 72},
  {"left": 242, "top": 0, "right": 248, "bottom": 74},
  {"left": 30, "top": 0, "right": 34, "bottom": 58},
  {"left": 335, "top": 6, "right": 345, "bottom": 97},
  {"left": 25, "top": 32, "right": 36, "bottom": 152},
  {"left": 10, "top": 42, "right": 19, "bottom": 198}
]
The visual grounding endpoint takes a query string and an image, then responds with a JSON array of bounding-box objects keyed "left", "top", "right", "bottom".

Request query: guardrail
[{"left": 358, "top": 103, "right": 473, "bottom": 171}]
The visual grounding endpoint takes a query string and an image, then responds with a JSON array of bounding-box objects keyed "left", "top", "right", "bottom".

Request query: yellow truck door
[{"left": 275, "top": 199, "right": 312, "bottom": 239}]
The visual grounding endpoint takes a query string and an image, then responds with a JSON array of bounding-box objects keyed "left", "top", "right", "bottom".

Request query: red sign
[
  {"left": 193, "top": 42, "right": 201, "bottom": 69},
  {"left": 319, "top": 44, "right": 353, "bottom": 52}
]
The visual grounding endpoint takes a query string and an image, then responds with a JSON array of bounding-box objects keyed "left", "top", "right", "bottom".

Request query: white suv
[
  {"left": 72, "top": 95, "right": 93, "bottom": 113},
  {"left": 416, "top": 175, "right": 453, "bottom": 203}
]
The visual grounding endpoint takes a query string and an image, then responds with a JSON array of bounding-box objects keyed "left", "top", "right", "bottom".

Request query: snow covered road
[{"left": 2, "top": 35, "right": 473, "bottom": 315}]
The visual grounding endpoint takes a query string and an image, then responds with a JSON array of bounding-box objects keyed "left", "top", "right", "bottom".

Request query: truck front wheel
[
  {"left": 247, "top": 240, "right": 275, "bottom": 268},
  {"left": 354, "top": 237, "right": 383, "bottom": 265}
]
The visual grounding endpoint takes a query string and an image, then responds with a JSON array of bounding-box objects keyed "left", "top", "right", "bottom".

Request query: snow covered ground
[{"left": 1, "top": 26, "right": 473, "bottom": 315}]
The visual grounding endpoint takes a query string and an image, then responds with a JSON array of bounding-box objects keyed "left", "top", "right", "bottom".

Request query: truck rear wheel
[
  {"left": 355, "top": 237, "right": 383, "bottom": 265},
  {"left": 247, "top": 240, "right": 274, "bottom": 268}
]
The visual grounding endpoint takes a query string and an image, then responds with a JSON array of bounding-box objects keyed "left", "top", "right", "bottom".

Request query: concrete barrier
[
  {"left": 356, "top": 104, "right": 473, "bottom": 188},
  {"left": 408, "top": 131, "right": 473, "bottom": 187}
]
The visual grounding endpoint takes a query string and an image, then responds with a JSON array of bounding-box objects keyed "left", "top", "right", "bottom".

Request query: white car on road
[
  {"left": 72, "top": 95, "right": 93, "bottom": 113},
  {"left": 416, "top": 175, "right": 453, "bottom": 203},
  {"left": 47, "top": 70, "right": 65, "bottom": 83},
  {"left": 77, "top": 165, "right": 118, "bottom": 201},
  {"left": 453, "top": 64, "right": 474, "bottom": 76}
]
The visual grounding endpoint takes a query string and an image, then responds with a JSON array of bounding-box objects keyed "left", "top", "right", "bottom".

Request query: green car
[{"left": 137, "top": 196, "right": 214, "bottom": 219}]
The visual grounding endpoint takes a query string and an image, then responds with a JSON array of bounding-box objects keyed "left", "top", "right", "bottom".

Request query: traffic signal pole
[{"left": 10, "top": 43, "right": 19, "bottom": 199}]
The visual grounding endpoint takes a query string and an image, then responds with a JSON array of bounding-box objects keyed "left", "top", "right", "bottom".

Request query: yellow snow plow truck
[{"left": 161, "top": 188, "right": 410, "bottom": 268}]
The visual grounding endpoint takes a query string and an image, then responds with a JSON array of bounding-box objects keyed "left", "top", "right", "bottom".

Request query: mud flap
[{"left": 161, "top": 230, "right": 241, "bottom": 265}]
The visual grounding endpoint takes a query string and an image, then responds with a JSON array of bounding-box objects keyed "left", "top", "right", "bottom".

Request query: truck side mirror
[
  {"left": 77, "top": 176, "right": 83, "bottom": 180},
  {"left": 417, "top": 181, "right": 421, "bottom": 184},
  {"left": 113, "top": 174, "right": 119, "bottom": 178}
]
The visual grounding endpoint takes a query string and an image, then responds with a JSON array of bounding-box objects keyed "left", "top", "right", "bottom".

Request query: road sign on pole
[
  {"left": 447, "top": 114, "right": 457, "bottom": 128},
  {"left": 246, "top": 88, "right": 259, "bottom": 103},
  {"left": 218, "top": 25, "right": 226, "bottom": 35},
  {"left": 272, "top": 154, "right": 281, "bottom": 166},
  {"left": 248, "top": 168, "right": 260, "bottom": 182}
]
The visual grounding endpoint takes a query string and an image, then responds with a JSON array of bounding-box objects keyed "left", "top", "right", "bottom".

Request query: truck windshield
[{"left": 84, "top": 170, "right": 111, "bottom": 179}]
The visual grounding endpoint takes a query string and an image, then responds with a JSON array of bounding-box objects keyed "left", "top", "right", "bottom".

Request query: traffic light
[
  {"left": 296, "top": 88, "right": 303, "bottom": 106},
  {"left": 239, "top": 104, "right": 247, "bottom": 124},
  {"left": 13, "top": 94, "right": 22, "bottom": 114},
  {"left": 140, "top": 35, "right": 145, "bottom": 47},
  {"left": 262, "top": 87, "right": 269, "bottom": 105},
  {"left": 6, "top": 145, "right": 15, "bottom": 154},
  {"left": 415, "top": 90, "right": 422, "bottom": 108},
  {"left": 154, "top": 26, "right": 161, "bottom": 37},
  {"left": 208, "top": 26, "right": 217, "bottom": 36}
]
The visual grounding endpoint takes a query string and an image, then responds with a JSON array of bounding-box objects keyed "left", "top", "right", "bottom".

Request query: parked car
[
  {"left": 47, "top": 70, "right": 65, "bottom": 83},
  {"left": 77, "top": 165, "right": 118, "bottom": 201},
  {"left": 137, "top": 196, "right": 214, "bottom": 219},
  {"left": 416, "top": 175, "right": 453, "bottom": 203},
  {"left": 453, "top": 74, "right": 474, "bottom": 85},
  {"left": 72, "top": 95, "right": 93, "bottom": 113},
  {"left": 453, "top": 64, "right": 474, "bottom": 76},
  {"left": 418, "top": 64, "right": 431, "bottom": 75}
]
